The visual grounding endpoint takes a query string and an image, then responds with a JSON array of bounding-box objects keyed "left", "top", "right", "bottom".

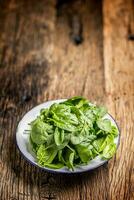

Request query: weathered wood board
[{"left": 0, "top": 0, "right": 134, "bottom": 199}]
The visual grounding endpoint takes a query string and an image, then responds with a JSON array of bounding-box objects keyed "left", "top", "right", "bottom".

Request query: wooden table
[{"left": 0, "top": 0, "right": 134, "bottom": 199}]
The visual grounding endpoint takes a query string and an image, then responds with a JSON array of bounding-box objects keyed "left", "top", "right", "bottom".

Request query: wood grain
[
  {"left": 103, "top": 0, "right": 134, "bottom": 199},
  {"left": 0, "top": 0, "right": 134, "bottom": 199}
]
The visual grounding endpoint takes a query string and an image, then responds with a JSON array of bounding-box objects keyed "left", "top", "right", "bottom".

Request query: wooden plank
[
  {"left": 0, "top": 0, "right": 107, "bottom": 199},
  {"left": 0, "top": 1, "right": 56, "bottom": 200},
  {"left": 103, "top": 0, "right": 134, "bottom": 199},
  {"left": 1, "top": 0, "right": 133, "bottom": 199},
  {"left": 48, "top": 1, "right": 108, "bottom": 199}
]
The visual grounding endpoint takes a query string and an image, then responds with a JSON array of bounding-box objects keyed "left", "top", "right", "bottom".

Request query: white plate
[{"left": 16, "top": 99, "right": 120, "bottom": 174}]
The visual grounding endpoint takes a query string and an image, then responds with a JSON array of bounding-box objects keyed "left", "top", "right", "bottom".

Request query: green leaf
[
  {"left": 30, "top": 118, "right": 52, "bottom": 144},
  {"left": 87, "top": 134, "right": 97, "bottom": 141},
  {"left": 46, "top": 134, "right": 54, "bottom": 145},
  {"left": 29, "top": 136, "right": 39, "bottom": 153},
  {"left": 92, "top": 137, "right": 106, "bottom": 152},
  {"left": 84, "top": 109, "right": 95, "bottom": 121},
  {"left": 95, "top": 106, "right": 107, "bottom": 118},
  {"left": 49, "top": 118, "right": 77, "bottom": 132},
  {"left": 54, "top": 127, "right": 64, "bottom": 146},
  {"left": 93, "top": 134, "right": 114, "bottom": 153},
  {"left": 97, "top": 119, "right": 112, "bottom": 132},
  {"left": 50, "top": 104, "right": 79, "bottom": 126},
  {"left": 111, "top": 125, "right": 119, "bottom": 136},
  {"left": 71, "top": 106, "right": 85, "bottom": 124},
  {"left": 75, "top": 143, "right": 94, "bottom": 163},
  {"left": 70, "top": 135, "right": 84, "bottom": 145},
  {"left": 69, "top": 152, "right": 75, "bottom": 169},
  {"left": 28, "top": 96, "right": 118, "bottom": 171},
  {"left": 44, "top": 163, "right": 64, "bottom": 169},
  {"left": 40, "top": 108, "right": 49, "bottom": 120},
  {"left": 50, "top": 103, "right": 71, "bottom": 115},
  {"left": 102, "top": 143, "right": 116, "bottom": 159},
  {"left": 65, "top": 147, "right": 75, "bottom": 170},
  {"left": 57, "top": 112, "right": 78, "bottom": 125},
  {"left": 62, "top": 96, "right": 88, "bottom": 108},
  {"left": 58, "top": 150, "right": 66, "bottom": 164},
  {"left": 37, "top": 144, "right": 57, "bottom": 165}
]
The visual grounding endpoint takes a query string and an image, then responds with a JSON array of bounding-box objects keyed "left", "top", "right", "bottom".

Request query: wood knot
[
  {"left": 70, "top": 15, "right": 83, "bottom": 45},
  {"left": 128, "top": 34, "right": 134, "bottom": 41},
  {"left": 114, "top": 97, "right": 120, "bottom": 101},
  {"left": 21, "top": 94, "right": 32, "bottom": 103}
]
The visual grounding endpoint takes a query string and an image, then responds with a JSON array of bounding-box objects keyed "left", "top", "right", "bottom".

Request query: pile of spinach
[{"left": 29, "top": 96, "right": 118, "bottom": 170}]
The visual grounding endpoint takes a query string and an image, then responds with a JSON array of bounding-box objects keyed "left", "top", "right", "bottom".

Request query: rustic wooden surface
[{"left": 0, "top": 0, "right": 134, "bottom": 199}]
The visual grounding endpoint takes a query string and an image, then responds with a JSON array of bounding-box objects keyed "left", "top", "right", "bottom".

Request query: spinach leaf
[
  {"left": 65, "top": 147, "right": 75, "bottom": 170},
  {"left": 93, "top": 134, "right": 114, "bottom": 153},
  {"left": 37, "top": 144, "right": 57, "bottom": 165},
  {"left": 70, "top": 135, "right": 84, "bottom": 145},
  {"left": 54, "top": 127, "right": 64, "bottom": 146},
  {"left": 102, "top": 143, "right": 116, "bottom": 159},
  {"left": 111, "top": 125, "right": 119, "bottom": 136},
  {"left": 62, "top": 96, "right": 88, "bottom": 108},
  {"left": 44, "top": 163, "right": 64, "bottom": 169},
  {"left": 97, "top": 119, "right": 112, "bottom": 132},
  {"left": 29, "top": 96, "right": 118, "bottom": 171},
  {"left": 30, "top": 118, "right": 53, "bottom": 144},
  {"left": 49, "top": 118, "right": 77, "bottom": 132},
  {"left": 93, "top": 106, "right": 107, "bottom": 118},
  {"left": 75, "top": 143, "right": 94, "bottom": 163},
  {"left": 58, "top": 150, "right": 66, "bottom": 164}
]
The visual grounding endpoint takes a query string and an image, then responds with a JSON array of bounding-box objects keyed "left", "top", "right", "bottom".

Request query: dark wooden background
[{"left": 0, "top": 0, "right": 134, "bottom": 199}]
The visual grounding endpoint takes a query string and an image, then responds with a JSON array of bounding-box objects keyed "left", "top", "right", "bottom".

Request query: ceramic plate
[{"left": 16, "top": 99, "right": 120, "bottom": 174}]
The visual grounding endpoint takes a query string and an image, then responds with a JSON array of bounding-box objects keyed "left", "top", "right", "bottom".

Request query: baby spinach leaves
[
  {"left": 102, "top": 143, "right": 116, "bottom": 159},
  {"left": 37, "top": 144, "right": 57, "bottom": 165},
  {"left": 30, "top": 118, "right": 52, "bottom": 144},
  {"left": 29, "top": 96, "right": 119, "bottom": 170}
]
